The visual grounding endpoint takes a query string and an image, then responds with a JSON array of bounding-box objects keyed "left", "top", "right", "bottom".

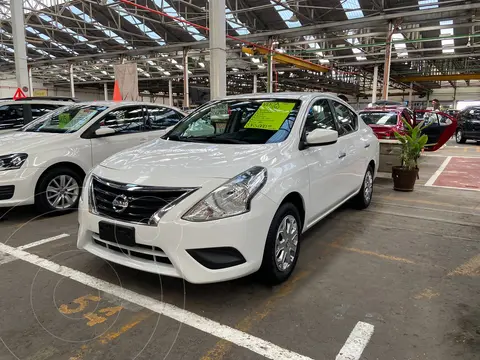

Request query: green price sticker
[
  {"left": 244, "top": 102, "right": 295, "bottom": 131},
  {"left": 58, "top": 113, "right": 71, "bottom": 129}
]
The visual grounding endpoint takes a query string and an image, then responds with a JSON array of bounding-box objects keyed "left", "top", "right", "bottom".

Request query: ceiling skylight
[
  {"left": 26, "top": 26, "right": 79, "bottom": 55},
  {"left": 346, "top": 30, "right": 367, "bottom": 61},
  {"left": 107, "top": 1, "right": 166, "bottom": 46},
  {"left": 418, "top": 0, "right": 438, "bottom": 10},
  {"left": 271, "top": 0, "right": 301, "bottom": 28},
  {"left": 152, "top": 0, "right": 206, "bottom": 40},
  {"left": 226, "top": 7, "right": 250, "bottom": 35},
  {"left": 440, "top": 20, "right": 455, "bottom": 53},
  {"left": 38, "top": 13, "right": 99, "bottom": 51},
  {"left": 392, "top": 33, "right": 409, "bottom": 58},
  {"left": 69, "top": 5, "right": 133, "bottom": 50},
  {"left": 341, "top": 0, "right": 365, "bottom": 19}
]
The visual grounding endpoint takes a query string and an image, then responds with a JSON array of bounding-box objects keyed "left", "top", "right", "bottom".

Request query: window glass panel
[
  {"left": 145, "top": 106, "right": 183, "bottom": 130},
  {"left": 332, "top": 101, "right": 358, "bottom": 135},
  {"left": 305, "top": 99, "right": 336, "bottom": 133},
  {"left": 99, "top": 107, "right": 145, "bottom": 134}
]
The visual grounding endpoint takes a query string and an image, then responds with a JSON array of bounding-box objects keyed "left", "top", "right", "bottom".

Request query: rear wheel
[
  {"left": 456, "top": 129, "right": 467, "bottom": 144},
  {"left": 352, "top": 166, "right": 374, "bottom": 209},
  {"left": 35, "top": 167, "right": 83, "bottom": 214},
  {"left": 258, "top": 203, "right": 301, "bottom": 285}
]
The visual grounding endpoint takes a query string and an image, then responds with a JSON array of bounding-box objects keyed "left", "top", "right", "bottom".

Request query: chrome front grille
[{"left": 90, "top": 175, "right": 196, "bottom": 225}]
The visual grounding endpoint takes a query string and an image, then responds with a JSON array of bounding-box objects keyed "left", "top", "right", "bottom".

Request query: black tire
[
  {"left": 258, "top": 203, "right": 301, "bottom": 285},
  {"left": 35, "top": 166, "right": 83, "bottom": 214},
  {"left": 456, "top": 129, "right": 467, "bottom": 144},
  {"left": 352, "top": 166, "right": 374, "bottom": 210}
]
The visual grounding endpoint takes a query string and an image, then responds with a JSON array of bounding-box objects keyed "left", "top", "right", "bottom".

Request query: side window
[
  {"left": 331, "top": 101, "right": 358, "bottom": 135},
  {"left": 304, "top": 99, "right": 336, "bottom": 134},
  {"left": 145, "top": 106, "right": 183, "bottom": 130},
  {"left": 98, "top": 106, "right": 145, "bottom": 135},
  {"left": 31, "top": 104, "right": 60, "bottom": 119},
  {"left": 0, "top": 104, "right": 23, "bottom": 122}
]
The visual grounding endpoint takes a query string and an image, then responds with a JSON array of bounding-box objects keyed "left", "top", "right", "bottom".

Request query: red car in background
[{"left": 359, "top": 106, "right": 457, "bottom": 152}]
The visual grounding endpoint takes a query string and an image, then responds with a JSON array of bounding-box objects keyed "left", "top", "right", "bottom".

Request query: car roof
[
  {"left": 70, "top": 101, "right": 185, "bottom": 113},
  {"left": 0, "top": 100, "right": 73, "bottom": 105},
  {"left": 219, "top": 92, "right": 347, "bottom": 102}
]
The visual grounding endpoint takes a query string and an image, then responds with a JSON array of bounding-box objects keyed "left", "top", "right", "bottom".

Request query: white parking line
[
  {"left": 0, "top": 241, "right": 312, "bottom": 360},
  {"left": 17, "top": 233, "right": 70, "bottom": 250},
  {"left": 335, "top": 321, "right": 375, "bottom": 360},
  {"left": 425, "top": 156, "right": 452, "bottom": 187}
]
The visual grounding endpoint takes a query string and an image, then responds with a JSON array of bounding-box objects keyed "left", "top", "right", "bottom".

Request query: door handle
[
  {"left": 364, "top": 143, "right": 371, "bottom": 148},
  {"left": 338, "top": 153, "right": 347, "bottom": 159}
]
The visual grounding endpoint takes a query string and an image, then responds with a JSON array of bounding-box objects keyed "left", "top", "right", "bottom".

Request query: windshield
[
  {"left": 360, "top": 111, "right": 398, "bottom": 126},
  {"left": 22, "top": 104, "right": 107, "bottom": 133},
  {"left": 163, "top": 99, "right": 301, "bottom": 144}
]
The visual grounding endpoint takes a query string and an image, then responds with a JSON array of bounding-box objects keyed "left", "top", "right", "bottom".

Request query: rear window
[{"left": 360, "top": 111, "right": 398, "bottom": 126}]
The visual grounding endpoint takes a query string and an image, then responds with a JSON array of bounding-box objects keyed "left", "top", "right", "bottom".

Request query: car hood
[
  {"left": 0, "top": 131, "right": 65, "bottom": 153},
  {"left": 100, "top": 139, "right": 283, "bottom": 180}
]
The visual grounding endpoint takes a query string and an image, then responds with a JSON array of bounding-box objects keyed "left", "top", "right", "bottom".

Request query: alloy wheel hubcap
[
  {"left": 364, "top": 171, "right": 373, "bottom": 202},
  {"left": 46, "top": 175, "right": 79, "bottom": 210},
  {"left": 274, "top": 215, "right": 298, "bottom": 272},
  {"left": 457, "top": 131, "right": 462, "bottom": 141}
]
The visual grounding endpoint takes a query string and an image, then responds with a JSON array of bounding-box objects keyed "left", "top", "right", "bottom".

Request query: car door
[
  {"left": 301, "top": 98, "right": 344, "bottom": 221},
  {"left": 89, "top": 105, "right": 149, "bottom": 165},
  {"left": 330, "top": 99, "right": 366, "bottom": 194},
  {"left": 414, "top": 110, "right": 457, "bottom": 151},
  {"left": 142, "top": 105, "right": 184, "bottom": 141},
  {"left": 469, "top": 108, "right": 480, "bottom": 139}
]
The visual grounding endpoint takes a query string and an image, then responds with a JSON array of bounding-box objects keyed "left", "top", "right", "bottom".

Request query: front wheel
[
  {"left": 258, "top": 203, "right": 301, "bottom": 285},
  {"left": 352, "top": 166, "right": 374, "bottom": 209},
  {"left": 456, "top": 129, "right": 466, "bottom": 144},
  {"left": 35, "top": 167, "right": 83, "bottom": 214}
]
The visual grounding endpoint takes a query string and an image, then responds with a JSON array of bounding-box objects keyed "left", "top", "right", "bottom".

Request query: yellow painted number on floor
[
  {"left": 59, "top": 295, "right": 101, "bottom": 314},
  {"left": 83, "top": 306, "right": 123, "bottom": 326}
]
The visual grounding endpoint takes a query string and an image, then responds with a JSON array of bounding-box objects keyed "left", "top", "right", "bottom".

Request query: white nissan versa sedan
[
  {"left": 0, "top": 101, "right": 184, "bottom": 213},
  {"left": 78, "top": 93, "right": 379, "bottom": 284}
]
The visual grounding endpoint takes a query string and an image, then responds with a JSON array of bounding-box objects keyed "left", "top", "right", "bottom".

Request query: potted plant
[{"left": 392, "top": 119, "right": 429, "bottom": 191}]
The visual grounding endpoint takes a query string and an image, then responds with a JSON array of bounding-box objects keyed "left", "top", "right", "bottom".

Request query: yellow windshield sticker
[
  {"left": 245, "top": 102, "right": 295, "bottom": 131},
  {"left": 58, "top": 113, "right": 71, "bottom": 128}
]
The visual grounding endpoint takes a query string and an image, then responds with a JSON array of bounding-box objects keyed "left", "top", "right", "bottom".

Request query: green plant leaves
[{"left": 393, "top": 118, "right": 430, "bottom": 170}]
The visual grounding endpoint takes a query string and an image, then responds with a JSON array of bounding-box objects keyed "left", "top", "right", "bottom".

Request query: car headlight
[
  {"left": 81, "top": 170, "right": 94, "bottom": 202},
  {"left": 0, "top": 153, "right": 28, "bottom": 171},
  {"left": 182, "top": 166, "right": 267, "bottom": 222}
]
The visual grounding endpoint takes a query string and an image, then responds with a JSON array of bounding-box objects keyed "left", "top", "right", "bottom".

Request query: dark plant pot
[{"left": 392, "top": 166, "right": 419, "bottom": 192}]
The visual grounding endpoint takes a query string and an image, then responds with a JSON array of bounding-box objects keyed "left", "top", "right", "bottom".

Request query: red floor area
[{"left": 434, "top": 157, "right": 480, "bottom": 190}]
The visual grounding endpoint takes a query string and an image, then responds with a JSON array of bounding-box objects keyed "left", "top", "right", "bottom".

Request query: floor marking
[
  {"left": 448, "top": 254, "right": 480, "bottom": 277},
  {"left": 429, "top": 184, "right": 480, "bottom": 192},
  {"left": 425, "top": 156, "right": 452, "bottom": 186},
  {"left": 329, "top": 243, "right": 415, "bottom": 264},
  {"left": 0, "top": 251, "right": 15, "bottom": 266},
  {"left": 413, "top": 288, "right": 440, "bottom": 300},
  {"left": 365, "top": 209, "right": 480, "bottom": 228},
  {"left": 17, "top": 233, "right": 70, "bottom": 250},
  {"left": 99, "top": 311, "right": 151, "bottom": 344},
  {"left": 201, "top": 271, "right": 310, "bottom": 360},
  {"left": 0, "top": 242, "right": 312, "bottom": 360},
  {"left": 335, "top": 321, "right": 374, "bottom": 360}
]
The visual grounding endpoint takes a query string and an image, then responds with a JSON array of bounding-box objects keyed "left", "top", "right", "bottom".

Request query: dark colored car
[
  {"left": 456, "top": 107, "right": 480, "bottom": 144},
  {"left": 360, "top": 106, "right": 457, "bottom": 151}
]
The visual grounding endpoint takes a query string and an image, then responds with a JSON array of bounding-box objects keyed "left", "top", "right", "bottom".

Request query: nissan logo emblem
[{"left": 112, "top": 194, "right": 129, "bottom": 213}]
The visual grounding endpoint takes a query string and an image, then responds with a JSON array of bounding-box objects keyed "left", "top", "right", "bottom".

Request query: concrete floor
[{"left": 0, "top": 140, "right": 479, "bottom": 360}]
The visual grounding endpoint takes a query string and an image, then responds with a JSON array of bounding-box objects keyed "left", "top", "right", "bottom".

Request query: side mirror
[
  {"left": 95, "top": 127, "right": 115, "bottom": 137},
  {"left": 305, "top": 129, "right": 338, "bottom": 147}
]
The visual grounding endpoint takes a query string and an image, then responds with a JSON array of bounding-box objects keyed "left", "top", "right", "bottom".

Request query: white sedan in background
[
  {"left": 0, "top": 101, "right": 185, "bottom": 213},
  {"left": 78, "top": 93, "right": 379, "bottom": 284}
]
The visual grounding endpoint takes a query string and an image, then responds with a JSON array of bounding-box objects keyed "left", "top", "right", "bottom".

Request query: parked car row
[{"left": 0, "top": 93, "right": 379, "bottom": 284}]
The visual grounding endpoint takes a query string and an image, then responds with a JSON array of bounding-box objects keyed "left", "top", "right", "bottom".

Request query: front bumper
[
  {"left": 77, "top": 191, "right": 278, "bottom": 284},
  {"left": 0, "top": 167, "right": 42, "bottom": 207}
]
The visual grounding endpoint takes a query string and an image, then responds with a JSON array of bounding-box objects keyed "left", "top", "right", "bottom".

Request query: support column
[
  {"left": 168, "top": 79, "right": 173, "bottom": 106},
  {"left": 69, "top": 64, "right": 75, "bottom": 98},
  {"left": 104, "top": 83, "right": 108, "bottom": 100},
  {"left": 382, "top": 22, "right": 394, "bottom": 100},
  {"left": 209, "top": 0, "right": 226, "bottom": 99},
  {"left": 372, "top": 65, "right": 379, "bottom": 104},
  {"left": 267, "top": 53, "right": 273, "bottom": 93},
  {"left": 28, "top": 67, "right": 33, "bottom": 96},
  {"left": 183, "top": 48, "right": 189, "bottom": 109},
  {"left": 253, "top": 74, "right": 258, "bottom": 93},
  {"left": 11, "top": 0, "right": 29, "bottom": 95},
  {"left": 453, "top": 84, "right": 457, "bottom": 109},
  {"left": 408, "top": 82, "right": 414, "bottom": 107}
]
